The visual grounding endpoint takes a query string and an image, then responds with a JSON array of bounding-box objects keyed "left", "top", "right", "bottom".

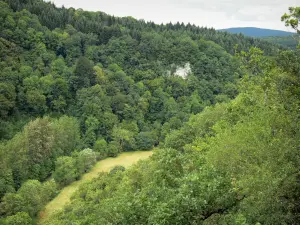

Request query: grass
[{"left": 38, "top": 151, "right": 153, "bottom": 224}]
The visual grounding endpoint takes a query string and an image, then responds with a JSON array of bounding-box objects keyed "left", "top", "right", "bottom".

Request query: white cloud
[{"left": 47, "top": 0, "right": 299, "bottom": 30}]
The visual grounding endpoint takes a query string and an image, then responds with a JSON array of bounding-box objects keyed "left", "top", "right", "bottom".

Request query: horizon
[
  {"left": 218, "top": 27, "right": 296, "bottom": 32},
  {"left": 46, "top": 0, "right": 298, "bottom": 32}
]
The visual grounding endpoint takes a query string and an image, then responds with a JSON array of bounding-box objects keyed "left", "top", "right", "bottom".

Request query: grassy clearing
[{"left": 38, "top": 151, "right": 153, "bottom": 224}]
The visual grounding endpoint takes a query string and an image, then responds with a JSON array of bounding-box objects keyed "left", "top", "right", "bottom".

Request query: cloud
[
  {"left": 48, "top": 0, "right": 298, "bottom": 30},
  {"left": 170, "top": 0, "right": 295, "bottom": 21}
]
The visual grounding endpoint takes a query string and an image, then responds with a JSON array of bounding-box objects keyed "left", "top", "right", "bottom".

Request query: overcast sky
[{"left": 47, "top": 0, "right": 298, "bottom": 31}]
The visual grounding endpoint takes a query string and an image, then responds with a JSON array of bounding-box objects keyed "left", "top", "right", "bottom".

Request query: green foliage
[
  {"left": 53, "top": 156, "right": 78, "bottom": 187},
  {"left": 0, "top": 82, "right": 16, "bottom": 118},
  {"left": 0, "top": 116, "right": 80, "bottom": 199},
  {"left": 262, "top": 35, "right": 299, "bottom": 49},
  {"left": 282, "top": 7, "right": 300, "bottom": 33},
  {"left": 46, "top": 46, "right": 300, "bottom": 224},
  {"left": 106, "top": 141, "right": 119, "bottom": 157},
  {"left": 109, "top": 165, "right": 126, "bottom": 175},
  {"left": 135, "top": 132, "right": 156, "bottom": 150},
  {"left": 53, "top": 149, "right": 98, "bottom": 187},
  {"left": 112, "top": 126, "right": 135, "bottom": 152},
  {"left": 26, "top": 117, "right": 54, "bottom": 180},
  {"left": 4, "top": 212, "right": 32, "bottom": 225},
  {"left": 51, "top": 116, "right": 80, "bottom": 156},
  {"left": 17, "top": 180, "right": 47, "bottom": 217},
  {"left": 94, "top": 138, "right": 108, "bottom": 158},
  {"left": 75, "top": 148, "right": 97, "bottom": 174},
  {"left": 71, "top": 56, "right": 96, "bottom": 91},
  {"left": 281, "top": 7, "right": 300, "bottom": 47},
  {"left": 1, "top": 1, "right": 300, "bottom": 224},
  {"left": 47, "top": 149, "right": 236, "bottom": 225},
  {"left": 0, "top": 179, "right": 57, "bottom": 220}
]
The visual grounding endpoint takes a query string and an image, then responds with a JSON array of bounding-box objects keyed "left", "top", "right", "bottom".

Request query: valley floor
[{"left": 38, "top": 151, "right": 153, "bottom": 224}]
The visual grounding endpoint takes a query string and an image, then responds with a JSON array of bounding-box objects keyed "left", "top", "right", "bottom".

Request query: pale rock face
[
  {"left": 173, "top": 63, "right": 191, "bottom": 79},
  {"left": 165, "top": 62, "right": 191, "bottom": 79}
]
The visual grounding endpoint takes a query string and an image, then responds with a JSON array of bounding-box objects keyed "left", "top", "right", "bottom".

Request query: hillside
[
  {"left": 219, "top": 27, "right": 294, "bottom": 37},
  {"left": 0, "top": 1, "right": 300, "bottom": 224},
  {"left": 262, "top": 35, "right": 299, "bottom": 49},
  {"left": 38, "top": 151, "right": 152, "bottom": 224}
]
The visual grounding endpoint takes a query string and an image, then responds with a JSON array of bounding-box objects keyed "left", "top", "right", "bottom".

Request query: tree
[
  {"left": 94, "top": 65, "right": 107, "bottom": 85},
  {"left": 0, "top": 193, "right": 26, "bottom": 216},
  {"left": 25, "top": 90, "right": 47, "bottom": 114},
  {"left": 53, "top": 156, "right": 78, "bottom": 186},
  {"left": 98, "top": 112, "right": 119, "bottom": 138},
  {"left": 282, "top": 7, "right": 300, "bottom": 33},
  {"left": 0, "top": 148, "right": 14, "bottom": 199},
  {"left": 0, "top": 82, "right": 16, "bottom": 118},
  {"left": 111, "top": 93, "right": 129, "bottom": 119},
  {"left": 25, "top": 117, "right": 54, "bottom": 180},
  {"left": 1, "top": 1, "right": 296, "bottom": 223},
  {"left": 76, "top": 148, "right": 97, "bottom": 174},
  {"left": 41, "top": 179, "right": 57, "bottom": 202},
  {"left": 135, "top": 132, "right": 156, "bottom": 150},
  {"left": 282, "top": 7, "right": 300, "bottom": 47},
  {"left": 51, "top": 116, "right": 80, "bottom": 156},
  {"left": 5, "top": 212, "right": 32, "bottom": 225},
  {"left": 83, "top": 116, "right": 100, "bottom": 148},
  {"left": 94, "top": 138, "right": 108, "bottom": 158},
  {"left": 106, "top": 141, "right": 119, "bottom": 157},
  {"left": 112, "top": 126, "right": 135, "bottom": 152},
  {"left": 0, "top": 179, "right": 56, "bottom": 221},
  {"left": 17, "top": 180, "right": 46, "bottom": 217},
  {"left": 50, "top": 57, "right": 67, "bottom": 76},
  {"left": 189, "top": 91, "right": 205, "bottom": 114},
  {"left": 71, "top": 56, "right": 95, "bottom": 91},
  {"left": 76, "top": 85, "right": 111, "bottom": 121}
]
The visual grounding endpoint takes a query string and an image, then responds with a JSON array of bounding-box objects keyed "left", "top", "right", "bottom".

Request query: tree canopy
[{"left": 0, "top": 1, "right": 299, "bottom": 224}]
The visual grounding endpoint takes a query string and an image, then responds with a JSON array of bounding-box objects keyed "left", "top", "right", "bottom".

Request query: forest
[
  {"left": 0, "top": 0, "right": 299, "bottom": 224},
  {"left": 262, "top": 35, "right": 299, "bottom": 49}
]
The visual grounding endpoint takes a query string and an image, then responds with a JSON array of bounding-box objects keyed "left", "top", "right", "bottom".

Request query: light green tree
[
  {"left": 53, "top": 156, "right": 78, "bottom": 187},
  {"left": 5, "top": 212, "right": 32, "bottom": 225},
  {"left": 76, "top": 149, "right": 97, "bottom": 174},
  {"left": 282, "top": 7, "right": 300, "bottom": 47}
]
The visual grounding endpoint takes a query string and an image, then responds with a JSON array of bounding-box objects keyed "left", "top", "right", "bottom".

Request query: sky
[{"left": 47, "top": 0, "right": 298, "bottom": 31}]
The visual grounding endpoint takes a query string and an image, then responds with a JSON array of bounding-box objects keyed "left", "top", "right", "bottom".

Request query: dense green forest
[
  {"left": 0, "top": 0, "right": 299, "bottom": 224},
  {"left": 219, "top": 27, "right": 294, "bottom": 37},
  {"left": 262, "top": 35, "right": 299, "bottom": 49},
  {"left": 219, "top": 28, "right": 299, "bottom": 49}
]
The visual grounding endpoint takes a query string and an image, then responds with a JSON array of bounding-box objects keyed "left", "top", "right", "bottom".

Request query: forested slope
[
  {"left": 0, "top": 0, "right": 299, "bottom": 224},
  {"left": 219, "top": 27, "right": 294, "bottom": 37},
  {"left": 45, "top": 48, "right": 300, "bottom": 225},
  {"left": 39, "top": 151, "right": 152, "bottom": 224},
  {"left": 4, "top": 0, "right": 281, "bottom": 55},
  {"left": 262, "top": 35, "right": 299, "bottom": 49}
]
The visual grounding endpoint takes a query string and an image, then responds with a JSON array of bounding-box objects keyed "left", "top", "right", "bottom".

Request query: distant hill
[{"left": 219, "top": 27, "right": 295, "bottom": 37}]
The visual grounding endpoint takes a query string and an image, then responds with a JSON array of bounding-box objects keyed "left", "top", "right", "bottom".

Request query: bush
[{"left": 109, "top": 165, "right": 126, "bottom": 175}]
